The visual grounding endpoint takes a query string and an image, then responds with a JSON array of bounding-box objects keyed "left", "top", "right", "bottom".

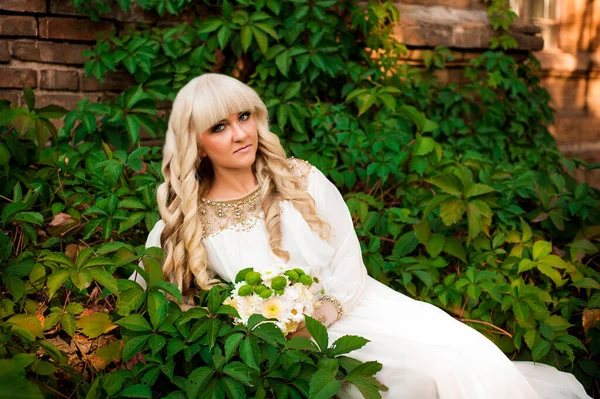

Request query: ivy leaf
[
  {"left": 305, "top": 315, "right": 328, "bottom": 352},
  {"left": 186, "top": 367, "right": 215, "bottom": 399},
  {"left": 148, "top": 291, "right": 168, "bottom": 330},
  {"left": 425, "top": 233, "right": 445, "bottom": 258},
  {"left": 427, "top": 174, "right": 462, "bottom": 196},
  {"left": 222, "top": 361, "right": 253, "bottom": 386},
  {"left": 122, "top": 334, "right": 151, "bottom": 362},
  {"left": 118, "top": 384, "right": 152, "bottom": 398},
  {"left": 439, "top": 198, "right": 466, "bottom": 226},
  {"left": 76, "top": 312, "right": 117, "bottom": 338},
  {"left": 224, "top": 333, "right": 244, "bottom": 362},
  {"left": 46, "top": 270, "right": 71, "bottom": 299},
  {"left": 61, "top": 313, "right": 76, "bottom": 337},
  {"left": 308, "top": 367, "right": 340, "bottom": 399},
  {"left": 116, "top": 314, "right": 152, "bottom": 332},
  {"left": 89, "top": 268, "right": 119, "bottom": 294},
  {"left": 326, "top": 335, "right": 369, "bottom": 357},
  {"left": 89, "top": 340, "right": 122, "bottom": 371},
  {"left": 532, "top": 340, "right": 551, "bottom": 361},
  {"left": 532, "top": 241, "right": 552, "bottom": 261},
  {"left": 7, "top": 314, "right": 43, "bottom": 340},
  {"left": 117, "top": 286, "right": 147, "bottom": 316},
  {"left": 536, "top": 262, "right": 564, "bottom": 286}
]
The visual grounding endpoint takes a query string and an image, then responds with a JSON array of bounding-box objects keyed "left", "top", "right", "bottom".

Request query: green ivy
[{"left": 1, "top": 0, "right": 599, "bottom": 397}]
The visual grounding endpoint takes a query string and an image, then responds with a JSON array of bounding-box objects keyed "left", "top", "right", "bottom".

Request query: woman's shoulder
[{"left": 287, "top": 157, "right": 315, "bottom": 178}]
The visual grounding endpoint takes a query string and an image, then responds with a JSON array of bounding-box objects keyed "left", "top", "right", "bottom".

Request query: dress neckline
[{"left": 200, "top": 185, "right": 261, "bottom": 205}]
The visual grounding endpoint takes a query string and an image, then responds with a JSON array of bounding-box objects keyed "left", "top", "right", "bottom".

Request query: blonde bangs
[{"left": 190, "top": 74, "right": 263, "bottom": 134}]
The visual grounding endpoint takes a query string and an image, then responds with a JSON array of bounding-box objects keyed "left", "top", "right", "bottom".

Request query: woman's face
[{"left": 198, "top": 110, "right": 259, "bottom": 173}]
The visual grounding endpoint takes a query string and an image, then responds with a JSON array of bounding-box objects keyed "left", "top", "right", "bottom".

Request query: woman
[{"left": 134, "top": 73, "right": 591, "bottom": 398}]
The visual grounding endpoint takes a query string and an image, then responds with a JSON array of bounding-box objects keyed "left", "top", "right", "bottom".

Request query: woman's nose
[{"left": 230, "top": 121, "right": 248, "bottom": 141}]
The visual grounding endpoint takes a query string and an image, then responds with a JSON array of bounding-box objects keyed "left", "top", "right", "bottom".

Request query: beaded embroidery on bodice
[
  {"left": 197, "top": 158, "right": 313, "bottom": 239},
  {"left": 199, "top": 186, "right": 263, "bottom": 239}
]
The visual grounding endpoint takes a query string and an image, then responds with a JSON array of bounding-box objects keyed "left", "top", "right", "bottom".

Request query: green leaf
[
  {"left": 425, "top": 233, "right": 445, "bottom": 258},
  {"left": 517, "top": 259, "right": 535, "bottom": 273},
  {"left": 122, "top": 334, "right": 151, "bottom": 362},
  {"left": 116, "top": 314, "right": 152, "bottom": 332},
  {"left": 76, "top": 312, "right": 116, "bottom": 338},
  {"left": 308, "top": 367, "right": 340, "bottom": 399},
  {"left": 439, "top": 198, "right": 466, "bottom": 226},
  {"left": 118, "top": 384, "right": 152, "bottom": 398},
  {"left": 574, "top": 278, "right": 600, "bottom": 289},
  {"left": 544, "top": 315, "right": 573, "bottom": 331},
  {"left": 532, "top": 241, "right": 552, "bottom": 261},
  {"left": 117, "top": 286, "right": 147, "bottom": 316},
  {"left": 443, "top": 236, "right": 467, "bottom": 263},
  {"left": 327, "top": 335, "right": 369, "bottom": 357},
  {"left": 154, "top": 281, "right": 184, "bottom": 303},
  {"left": 66, "top": 302, "right": 84, "bottom": 315},
  {"left": 61, "top": 313, "right": 76, "bottom": 337},
  {"left": 89, "top": 268, "right": 119, "bottom": 294},
  {"left": 465, "top": 183, "right": 495, "bottom": 198},
  {"left": 149, "top": 335, "right": 166, "bottom": 356},
  {"left": 537, "top": 262, "right": 563, "bottom": 286},
  {"left": 224, "top": 333, "right": 244, "bottom": 361},
  {"left": 427, "top": 174, "right": 462, "bottom": 196},
  {"left": 46, "top": 270, "right": 71, "bottom": 299},
  {"left": 305, "top": 315, "right": 328, "bottom": 351},
  {"left": 346, "top": 361, "right": 383, "bottom": 379},
  {"left": 222, "top": 361, "right": 253, "bottom": 386},
  {"left": 240, "top": 25, "right": 253, "bottom": 52},
  {"left": 466, "top": 200, "right": 492, "bottom": 241},
  {"left": 286, "top": 336, "right": 319, "bottom": 351},
  {"left": 532, "top": 340, "right": 551, "bottom": 361},
  {"left": 186, "top": 367, "right": 215, "bottom": 398},
  {"left": 222, "top": 376, "right": 246, "bottom": 399},
  {"left": 239, "top": 337, "right": 260, "bottom": 370},
  {"left": 7, "top": 314, "right": 43, "bottom": 339},
  {"left": 148, "top": 291, "right": 168, "bottom": 330},
  {"left": 413, "top": 136, "right": 435, "bottom": 156}
]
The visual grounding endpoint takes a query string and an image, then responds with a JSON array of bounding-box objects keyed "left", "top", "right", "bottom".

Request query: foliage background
[{"left": 1, "top": 0, "right": 599, "bottom": 397}]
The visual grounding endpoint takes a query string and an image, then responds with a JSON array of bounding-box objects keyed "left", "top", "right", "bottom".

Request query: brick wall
[
  {"left": 532, "top": 0, "right": 600, "bottom": 187},
  {"left": 0, "top": 0, "right": 187, "bottom": 110}
]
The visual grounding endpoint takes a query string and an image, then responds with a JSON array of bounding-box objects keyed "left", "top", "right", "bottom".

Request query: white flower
[
  {"left": 288, "top": 303, "right": 305, "bottom": 323},
  {"left": 259, "top": 265, "right": 284, "bottom": 283},
  {"left": 261, "top": 296, "right": 286, "bottom": 320}
]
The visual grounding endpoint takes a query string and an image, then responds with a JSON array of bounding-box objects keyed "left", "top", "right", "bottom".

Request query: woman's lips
[{"left": 234, "top": 144, "right": 251, "bottom": 154}]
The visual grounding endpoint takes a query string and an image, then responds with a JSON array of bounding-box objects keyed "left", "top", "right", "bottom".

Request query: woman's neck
[{"left": 207, "top": 166, "right": 258, "bottom": 200}]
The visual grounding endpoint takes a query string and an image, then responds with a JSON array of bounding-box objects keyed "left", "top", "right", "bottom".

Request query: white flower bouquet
[{"left": 224, "top": 266, "right": 322, "bottom": 334}]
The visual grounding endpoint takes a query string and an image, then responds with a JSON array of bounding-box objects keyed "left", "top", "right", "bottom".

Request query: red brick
[
  {"left": 0, "top": 0, "right": 46, "bottom": 13},
  {"left": 80, "top": 71, "right": 134, "bottom": 92},
  {"left": 0, "top": 90, "right": 21, "bottom": 106},
  {"left": 0, "top": 41, "right": 10, "bottom": 63},
  {"left": 13, "top": 40, "right": 91, "bottom": 65},
  {"left": 35, "top": 92, "right": 101, "bottom": 110},
  {"left": 48, "top": 0, "right": 78, "bottom": 15},
  {"left": 39, "top": 17, "right": 115, "bottom": 42},
  {"left": 0, "top": 67, "right": 37, "bottom": 89},
  {"left": 0, "top": 16, "right": 37, "bottom": 37},
  {"left": 40, "top": 69, "right": 79, "bottom": 91}
]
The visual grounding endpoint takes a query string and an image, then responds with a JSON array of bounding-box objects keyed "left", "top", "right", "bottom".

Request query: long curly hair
[{"left": 156, "top": 73, "right": 330, "bottom": 292}]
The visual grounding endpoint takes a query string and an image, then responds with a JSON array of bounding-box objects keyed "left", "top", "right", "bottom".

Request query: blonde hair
[{"left": 157, "top": 73, "right": 329, "bottom": 293}]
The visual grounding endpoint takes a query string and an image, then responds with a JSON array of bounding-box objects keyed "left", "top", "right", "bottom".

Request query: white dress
[{"left": 138, "top": 162, "right": 591, "bottom": 399}]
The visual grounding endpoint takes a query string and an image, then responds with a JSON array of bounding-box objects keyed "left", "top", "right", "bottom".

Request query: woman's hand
[{"left": 288, "top": 320, "right": 311, "bottom": 339}]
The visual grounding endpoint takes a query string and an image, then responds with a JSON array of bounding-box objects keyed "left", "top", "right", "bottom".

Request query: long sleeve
[
  {"left": 129, "top": 220, "right": 165, "bottom": 290},
  {"left": 307, "top": 166, "right": 368, "bottom": 315}
]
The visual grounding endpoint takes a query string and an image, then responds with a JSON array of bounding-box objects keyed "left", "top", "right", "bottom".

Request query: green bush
[{"left": 1, "top": 0, "right": 599, "bottom": 397}]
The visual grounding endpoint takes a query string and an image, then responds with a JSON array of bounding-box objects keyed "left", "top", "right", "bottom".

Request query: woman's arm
[{"left": 305, "top": 164, "right": 369, "bottom": 325}]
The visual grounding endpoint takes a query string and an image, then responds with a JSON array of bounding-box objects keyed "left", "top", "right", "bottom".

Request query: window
[{"left": 511, "top": 0, "right": 560, "bottom": 50}]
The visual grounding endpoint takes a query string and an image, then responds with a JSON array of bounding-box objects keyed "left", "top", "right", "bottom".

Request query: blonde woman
[{"left": 134, "top": 73, "right": 590, "bottom": 399}]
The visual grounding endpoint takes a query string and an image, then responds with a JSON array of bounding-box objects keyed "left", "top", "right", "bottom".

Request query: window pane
[{"left": 542, "top": 25, "right": 559, "bottom": 49}]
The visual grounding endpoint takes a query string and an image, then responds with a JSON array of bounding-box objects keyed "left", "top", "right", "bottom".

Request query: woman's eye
[
  {"left": 239, "top": 111, "right": 251, "bottom": 121},
  {"left": 211, "top": 124, "right": 225, "bottom": 133}
]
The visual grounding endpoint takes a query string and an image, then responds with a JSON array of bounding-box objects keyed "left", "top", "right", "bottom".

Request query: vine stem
[{"left": 458, "top": 318, "right": 513, "bottom": 338}]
